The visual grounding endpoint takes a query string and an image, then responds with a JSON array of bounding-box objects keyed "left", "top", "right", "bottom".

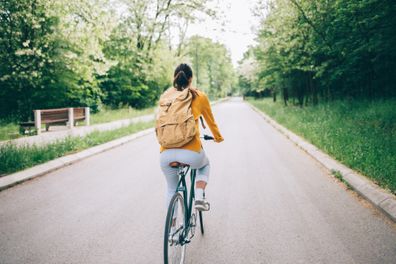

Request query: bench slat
[
  {"left": 40, "top": 108, "right": 69, "bottom": 113},
  {"left": 43, "top": 119, "right": 69, "bottom": 124}
]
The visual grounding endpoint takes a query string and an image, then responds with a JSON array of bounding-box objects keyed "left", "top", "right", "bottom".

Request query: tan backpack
[{"left": 155, "top": 87, "right": 196, "bottom": 148}]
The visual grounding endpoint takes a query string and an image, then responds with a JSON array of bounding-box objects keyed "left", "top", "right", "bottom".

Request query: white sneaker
[{"left": 195, "top": 199, "right": 210, "bottom": 211}]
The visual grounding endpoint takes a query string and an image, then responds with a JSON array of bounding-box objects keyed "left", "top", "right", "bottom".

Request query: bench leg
[
  {"left": 68, "top": 108, "right": 74, "bottom": 129},
  {"left": 46, "top": 124, "right": 50, "bottom": 131},
  {"left": 34, "top": 110, "right": 41, "bottom": 135}
]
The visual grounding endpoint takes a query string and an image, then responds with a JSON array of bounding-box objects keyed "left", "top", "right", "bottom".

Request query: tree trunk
[
  {"left": 310, "top": 72, "right": 318, "bottom": 105},
  {"left": 283, "top": 87, "right": 289, "bottom": 106}
]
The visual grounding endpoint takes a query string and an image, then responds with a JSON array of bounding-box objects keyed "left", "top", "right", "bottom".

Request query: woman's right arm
[{"left": 200, "top": 94, "right": 224, "bottom": 143}]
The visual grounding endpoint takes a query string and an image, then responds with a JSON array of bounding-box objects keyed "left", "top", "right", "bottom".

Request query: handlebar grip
[{"left": 203, "top": 134, "right": 214, "bottom": 141}]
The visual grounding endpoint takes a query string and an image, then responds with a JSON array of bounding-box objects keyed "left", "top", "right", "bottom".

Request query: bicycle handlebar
[{"left": 201, "top": 134, "right": 214, "bottom": 141}]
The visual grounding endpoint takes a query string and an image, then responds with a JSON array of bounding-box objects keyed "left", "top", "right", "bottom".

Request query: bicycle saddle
[{"left": 169, "top": 162, "right": 189, "bottom": 168}]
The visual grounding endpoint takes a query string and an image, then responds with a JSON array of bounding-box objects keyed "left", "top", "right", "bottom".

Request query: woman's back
[{"left": 160, "top": 88, "right": 223, "bottom": 153}]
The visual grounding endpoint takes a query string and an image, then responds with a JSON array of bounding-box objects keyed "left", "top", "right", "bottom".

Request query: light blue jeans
[{"left": 160, "top": 149, "right": 210, "bottom": 206}]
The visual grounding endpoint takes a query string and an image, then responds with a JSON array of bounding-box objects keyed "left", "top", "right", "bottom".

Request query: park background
[{"left": 0, "top": 0, "right": 395, "bottom": 193}]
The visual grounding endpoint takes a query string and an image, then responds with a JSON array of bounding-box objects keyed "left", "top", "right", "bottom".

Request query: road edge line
[{"left": 247, "top": 102, "right": 396, "bottom": 222}]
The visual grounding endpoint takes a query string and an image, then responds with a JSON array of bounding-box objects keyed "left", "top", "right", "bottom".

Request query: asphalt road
[{"left": 1, "top": 98, "right": 395, "bottom": 264}]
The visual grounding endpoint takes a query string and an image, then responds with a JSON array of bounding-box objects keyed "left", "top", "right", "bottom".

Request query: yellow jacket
[{"left": 160, "top": 89, "right": 224, "bottom": 152}]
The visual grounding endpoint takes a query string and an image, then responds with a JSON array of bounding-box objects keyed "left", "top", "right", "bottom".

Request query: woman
[{"left": 159, "top": 63, "right": 224, "bottom": 211}]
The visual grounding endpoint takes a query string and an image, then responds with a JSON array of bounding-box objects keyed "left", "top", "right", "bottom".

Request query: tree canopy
[
  {"left": 186, "top": 36, "right": 236, "bottom": 98},
  {"left": 0, "top": 0, "right": 236, "bottom": 120},
  {"left": 239, "top": 0, "right": 396, "bottom": 105}
]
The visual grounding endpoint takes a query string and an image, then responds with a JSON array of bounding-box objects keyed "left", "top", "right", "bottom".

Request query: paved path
[
  {"left": 0, "top": 114, "right": 154, "bottom": 147},
  {"left": 0, "top": 99, "right": 395, "bottom": 264}
]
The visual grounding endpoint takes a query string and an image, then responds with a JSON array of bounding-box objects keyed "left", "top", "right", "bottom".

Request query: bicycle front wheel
[{"left": 164, "top": 193, "right": 186, "bottom": 264}]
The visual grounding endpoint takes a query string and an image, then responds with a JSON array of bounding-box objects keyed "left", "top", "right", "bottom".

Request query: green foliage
[
  {"left": 244, "top": 0, "right": 396, "bottom": 103},
  {"left": 237, "top": 49, "right": 269, "bottom": 97},
  {"left": 331, "top": 170, "right": 352, "bottom": 189},
  {"left": 0, "top": 121, "right": 154, "bottom": 176},
  {"left": 0, "top": 122, "right": 21, "bottom": 141},
  {"left": 0, "top": 0, "right": 114, "bottom": 119},
  {"left": 249, "top": 98, "right": 396, "bottom": 193},
  {"left": 186, "top": 36, "right": 236, "bottom": 98},
  {"left": 0, "top": 0, "right": 57, "bottom": 118},
  {"left": 0, "top": 0, "right": 224, "bottom": 120},
  {"left": 98, "top": 0, "right": 219, "bottom": 108}
]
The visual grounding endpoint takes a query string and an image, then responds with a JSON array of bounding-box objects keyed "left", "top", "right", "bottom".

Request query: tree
[
  {"left": 0, "top": 0, "right": 115, "bottom": 118},
  {"left": 186, "top": 36, "right": 236, "bottom": 98},
  {"left": 249, "top": 0, "right": 396, "bottom": 105},
  {"left": 0, "top": 0, "right": 58, "bottom": 118},
  {"left": 99, "top": 0, "right": 218, "bottom": 108},
  {"left": 0, "top": 0, "right": 229, "bottom": 119}
]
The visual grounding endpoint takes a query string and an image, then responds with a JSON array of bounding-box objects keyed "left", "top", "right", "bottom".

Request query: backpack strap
[{"left": 188, "top": 87, "right": 199, "bottom": 99}]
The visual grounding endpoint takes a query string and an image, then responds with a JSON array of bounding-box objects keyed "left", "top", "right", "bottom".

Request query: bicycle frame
[{"left": 175, "top": 166, "right": 197, "bottom": 243}]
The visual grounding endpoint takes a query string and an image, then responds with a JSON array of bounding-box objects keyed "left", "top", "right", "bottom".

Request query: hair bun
[
  {"left": 174, "top": 70, "right": 189, "bottom": 90},
  {"left": 173, "top": 64, "right": 193, "bottom": 90}
]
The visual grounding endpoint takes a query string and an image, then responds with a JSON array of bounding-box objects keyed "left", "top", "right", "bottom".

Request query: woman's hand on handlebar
[
  {"left": 214, "top": 137, "right": 224, "bottom": 143},
  {"left": 202, "top": 134, "right": 214, "bottom": 141},
  {"left": 201, "top": 134, "right": 224, "bottom": 143}
]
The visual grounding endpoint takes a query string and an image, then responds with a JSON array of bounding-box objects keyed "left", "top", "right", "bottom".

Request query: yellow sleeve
[{"left": 201, "top": 94, "right": 224, "bottom": 143}]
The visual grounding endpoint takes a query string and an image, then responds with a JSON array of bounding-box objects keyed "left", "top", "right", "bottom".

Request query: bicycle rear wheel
[
  {"left": 198, "top": 211, "right": 204, "bottom": 235},
  {"left": 164, "top": 193, "right": 186, "bottom": 264}
]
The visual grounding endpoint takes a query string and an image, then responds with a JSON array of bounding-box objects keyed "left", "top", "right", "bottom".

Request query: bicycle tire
[
  {"left": 198, "top": 211, "right": 204, "bottom": 235},
  {"left": 164, "top": 193, "right": 186, "bottom": 264}
]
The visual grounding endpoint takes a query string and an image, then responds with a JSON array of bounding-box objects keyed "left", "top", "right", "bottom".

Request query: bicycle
[{"left": 163, "top": 134, "right": 214, "bottom": 264}]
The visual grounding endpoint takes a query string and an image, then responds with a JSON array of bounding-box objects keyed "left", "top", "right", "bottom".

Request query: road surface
[{"left": 1, "top": 98, "right": 395, "bottom": 264}]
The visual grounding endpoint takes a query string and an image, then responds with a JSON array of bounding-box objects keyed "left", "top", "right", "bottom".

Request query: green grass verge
[
  {"left": 0, "top": 121, "right": 154, "bottom": 176},
  {"left": 90, "top": 107, "right": 155, "bottom": 125},
  {"left": 0, "top": 122, "right": 20, "bottom": 141},
  {"left": 248, "top": 98, "right": 396, "bottom": 194}
]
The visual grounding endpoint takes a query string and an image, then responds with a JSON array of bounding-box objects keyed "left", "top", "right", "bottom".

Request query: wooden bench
[{"left": 19, "top": 107, "right": 90, "bottom": 135}]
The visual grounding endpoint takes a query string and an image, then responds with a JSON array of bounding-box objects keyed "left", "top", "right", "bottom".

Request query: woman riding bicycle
[{"left": 159, "top": 63, "right": 224, "bottom": 211}]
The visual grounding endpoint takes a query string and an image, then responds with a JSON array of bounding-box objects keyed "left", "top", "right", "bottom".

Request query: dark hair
[{"left": 173, "top": 63, "right": 193, "bottom": 90}]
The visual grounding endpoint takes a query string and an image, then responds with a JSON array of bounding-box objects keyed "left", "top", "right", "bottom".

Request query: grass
[
  {"left": 0, "top": 106, "right": 155, "bottom": 141},
  {"left": 90, "top": 106, "right": 155, "bottom": 125},
  {"left": 0, "top": 121, "right": 154, "bottom": 176},
  {"left": 332, "top": 170, "right": 352, "bottom": 190},
  {"left": 0, "top": 122, "right": 21, "bottom": 141},
  {"left": 248, "top": 98, "right": 396, "bottom": 194}
]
